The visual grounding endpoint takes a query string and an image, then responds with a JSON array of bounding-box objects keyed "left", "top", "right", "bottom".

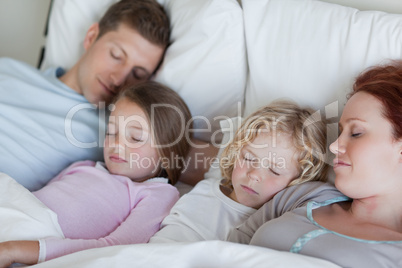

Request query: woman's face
[
  {"left": 329, "top": 92, "right": 402, "bottom": 199},
  {"left": 104, "top": 97, "right": 160, "bottom": 182}
]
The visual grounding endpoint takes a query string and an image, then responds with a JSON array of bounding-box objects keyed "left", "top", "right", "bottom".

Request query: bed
[{"left": 3, "top": 0, "right": 402, "bottom": 266}]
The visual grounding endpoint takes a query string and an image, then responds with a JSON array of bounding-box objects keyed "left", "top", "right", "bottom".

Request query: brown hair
[
  {"left": 220, "top": 100, "right": 328, "bottom": 189},
  {"left": 98, "top": 0, "right": 170, "bottom": 48},
  {"left": 115, "top": 81, "right": 192, "bottom": 184},
  {"left": 352, "top": 60, "right": 402, "bottom": 140}
]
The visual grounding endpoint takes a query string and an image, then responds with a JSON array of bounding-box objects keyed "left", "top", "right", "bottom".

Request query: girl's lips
[
  {"left": 109, "top": 155, "right": 127, "bottom": 163},
  {"left": 241, "top": 185, "right": 259, "bottom": 195}
]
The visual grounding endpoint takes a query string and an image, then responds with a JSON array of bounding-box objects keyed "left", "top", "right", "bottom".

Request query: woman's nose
[{"left": 329, "top": 137, "right": 345, "bottom": 155}]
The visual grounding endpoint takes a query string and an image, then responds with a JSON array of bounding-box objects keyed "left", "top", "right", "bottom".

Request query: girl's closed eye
[
  {"left": 106, "top": 125, "right": 117, "bottom": 136},
  {"left": 126, "top": 128, "right": 144, "bottom": 143},
  {"left": 130, "top": 136, "right": 142, "bottom": 142}
]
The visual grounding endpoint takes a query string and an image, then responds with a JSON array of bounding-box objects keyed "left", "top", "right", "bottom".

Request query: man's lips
[
  {"left": 99, "top": 79, "right": 114, "bottom": 95},
  {"left": 109, "top": 155, "right": 127, "bottom": 163},
  {"left": 241, "top": 185, "right": 259, "bottom": 195}
]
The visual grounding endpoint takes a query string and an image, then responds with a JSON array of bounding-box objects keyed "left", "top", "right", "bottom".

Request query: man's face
[{"left": 73, "top": 23, "right": 164, "bottom": 106}]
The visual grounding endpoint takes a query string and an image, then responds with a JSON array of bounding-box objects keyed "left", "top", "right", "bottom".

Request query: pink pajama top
[{"left": 33, "top": 161, "right": 179, "bottom": 261}]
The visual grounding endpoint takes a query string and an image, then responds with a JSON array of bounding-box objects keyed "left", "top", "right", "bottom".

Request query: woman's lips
[{"left": 333, "top": 159, "right": 350, "bottom": 169}]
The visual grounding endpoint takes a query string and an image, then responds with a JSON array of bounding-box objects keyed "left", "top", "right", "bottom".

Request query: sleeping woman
[{"left": 0, "top": 81, "right": 192, "bottom": 266}]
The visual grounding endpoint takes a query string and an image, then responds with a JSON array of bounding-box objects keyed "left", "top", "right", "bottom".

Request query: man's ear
[{"left": 83, "top": 23, "right": 100, "bottom": 51}]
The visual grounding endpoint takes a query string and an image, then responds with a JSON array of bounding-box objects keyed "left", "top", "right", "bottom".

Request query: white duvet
[
  {"left": 33, "top": 241, "right": 341, "bottom": 268},
  {"left": 0, "top": 173, "right": 64, "bottom": 242},
  {"left": 0, "top": 173, "right": 340, "bottom": 267}
]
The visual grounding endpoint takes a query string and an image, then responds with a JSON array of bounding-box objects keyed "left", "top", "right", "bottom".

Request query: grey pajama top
[{"left": 249, "top": 197, "right": 402, "bottom": 268}]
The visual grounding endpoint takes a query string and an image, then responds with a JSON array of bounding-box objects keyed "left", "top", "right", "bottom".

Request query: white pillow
[
  {"left": 41, "top": 0, "right": 247, "bottom": 142},
  {"left": 0, "top": 173, "right": 64, "bottom": 242},
  {"left": 204, "top": 116, "right": 241, "bottom": 180},
  {"left": 242, "top": 0, "right": 402, "bottom": 119},
  {"left": 40, "top": 0, "right": 119, "bottom": 71}
]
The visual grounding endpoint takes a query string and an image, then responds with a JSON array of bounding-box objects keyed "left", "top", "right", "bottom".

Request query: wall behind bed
[
  {"left": 1, "top": 0, "right": 401, "bottom": 68},
  {"left": 0, "top": 0, "right": 52, "bottom": 67}
]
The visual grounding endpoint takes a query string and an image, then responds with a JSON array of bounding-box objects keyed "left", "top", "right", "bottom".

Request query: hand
[
  {"left": 0, "top": 241, "right": 39, "bottom": 267},
  {"left": 0, "top": 242, "right": 15, "bottom": 268}
]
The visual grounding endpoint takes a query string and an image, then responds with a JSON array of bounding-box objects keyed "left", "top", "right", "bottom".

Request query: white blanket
[
  {"left": 0, "top": 173, "right": 340, "bottom": 267},
  {"left": 0, "top": 173, "right": 64, "bottom": 242},
  {"left": 33, "top": 241, "right": 341, "bottom": 267}
]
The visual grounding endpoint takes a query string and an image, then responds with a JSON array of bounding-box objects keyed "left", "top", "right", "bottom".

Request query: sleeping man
[{"left": 0, "top": 0, "right": 169, "bottom": 191}]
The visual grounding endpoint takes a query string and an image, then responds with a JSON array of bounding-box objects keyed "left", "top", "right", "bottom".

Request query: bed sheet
[{"left": 33, "top": 240, "right": 341, "bottom": 268}]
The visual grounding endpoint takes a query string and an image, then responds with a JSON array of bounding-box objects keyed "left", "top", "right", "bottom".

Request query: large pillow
[
  {"left": 242, "top": 0, "right": 402, "bottom": 119},
  {"left": 203, "top": 116, "right": 241, "bottom": 180},
  {"left": 40, "top": 0, "right": 247, "bottom": 142}
]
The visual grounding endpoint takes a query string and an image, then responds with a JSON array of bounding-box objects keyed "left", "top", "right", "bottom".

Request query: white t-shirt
[{"left": 150, "top": 177, "right": 256, "bottom": 243}]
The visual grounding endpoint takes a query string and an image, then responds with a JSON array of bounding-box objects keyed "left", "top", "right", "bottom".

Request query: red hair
[{"left": 351, "top": 60, "right": 402, "bottom": 140}]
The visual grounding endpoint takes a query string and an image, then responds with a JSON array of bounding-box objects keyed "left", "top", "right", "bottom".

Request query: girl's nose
[{"left": 108, "top": 133, "right": 125, "bottom": 152}]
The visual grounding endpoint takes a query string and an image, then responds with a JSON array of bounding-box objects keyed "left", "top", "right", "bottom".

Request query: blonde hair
[
  {"left": 220, "top": 100, "right": 328, "bottom": 189},
  {"left": 115, "top": 81, "right": 192, "bottom": 184}
]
